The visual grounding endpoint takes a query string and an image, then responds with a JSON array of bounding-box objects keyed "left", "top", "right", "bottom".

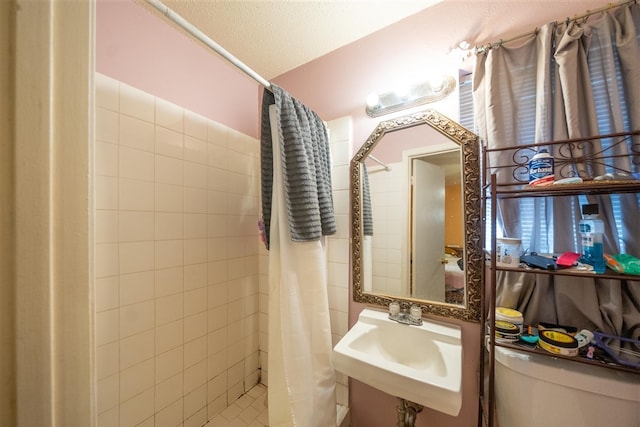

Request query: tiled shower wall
[
  {"left": 94, "top": 73, "right": 261, "bottom": 426},
  {"left": 368, "top": 163, "right": 403, "bottom": 296},
  {"left": 94, "top": 73, "right": 351, "bottom": 426},
  {"left": 325, "top": 117, "right": 352, "bottom": 410}
]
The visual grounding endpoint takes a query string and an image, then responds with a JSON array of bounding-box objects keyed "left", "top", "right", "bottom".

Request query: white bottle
[{"left": 528, "top": 148, "right": 555, "bottom": 186}]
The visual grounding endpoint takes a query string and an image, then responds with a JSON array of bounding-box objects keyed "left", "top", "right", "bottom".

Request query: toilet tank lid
[{"left": 494, "top": 346, "right": 640, "bottom": 402}]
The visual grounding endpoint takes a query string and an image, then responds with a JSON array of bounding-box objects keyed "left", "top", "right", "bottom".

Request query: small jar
[{"left": 495, "top": 307, "right": 524, "bottom": 333}]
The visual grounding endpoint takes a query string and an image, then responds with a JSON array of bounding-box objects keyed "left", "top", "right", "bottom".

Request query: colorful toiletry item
[
  {"left": 520, "top": 325, "right": 539, "bottom": 344},
  {"left": 575, "top": 329, "right": 594, "bottom": 348},
  {"left": 538, "top": 330, "right": 579, "bottom": 357},
  {"left": 556, "top": 251, "right": 581, "bottom": 267},
  {"left": 496, "top": 307, "right": 523, "bottom": 333},
  {"left": 604, "top": 253, "right": 640, "bottom": 275},
  {"left": 537, "top": 322, "right": 577, "bottom": 335}
]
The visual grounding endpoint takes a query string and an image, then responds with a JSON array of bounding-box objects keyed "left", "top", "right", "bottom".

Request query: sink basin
[{"left": 333, "top": 308, "right": 462, "bottom": 416}]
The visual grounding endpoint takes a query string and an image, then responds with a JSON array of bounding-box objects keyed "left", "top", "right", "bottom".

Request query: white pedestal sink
[{"left": 333, "top": 308, "right": 462, "bottom": 416}]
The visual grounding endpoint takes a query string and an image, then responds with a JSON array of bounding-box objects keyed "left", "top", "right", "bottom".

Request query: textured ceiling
[{"left": 146, "top": 0, "right": 611, "bottom": 80}]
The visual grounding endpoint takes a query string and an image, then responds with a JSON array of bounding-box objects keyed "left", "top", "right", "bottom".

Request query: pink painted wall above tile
[
  {"left": 96, "top": 0, "right": 260, "bottom": 138},
  {"left": 272, "top": 8, "right": 460, "bottom": 154}
]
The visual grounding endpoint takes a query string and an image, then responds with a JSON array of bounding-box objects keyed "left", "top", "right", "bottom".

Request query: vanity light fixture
[{"left": 365, "top": 75, "right": 456, "bottom": 118}]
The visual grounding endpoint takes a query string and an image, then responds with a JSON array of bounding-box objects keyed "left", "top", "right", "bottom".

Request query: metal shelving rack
[{"left": 479, "top": 130, "right": 640, "bottom": 427}]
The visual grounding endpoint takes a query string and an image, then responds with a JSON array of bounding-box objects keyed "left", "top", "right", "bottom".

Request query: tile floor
[
  {"left": 204, "top": 384, "right": 350, "bottom": 427},
  {"left": 204, "top": 384, "right": 268, "bottom": 427}
]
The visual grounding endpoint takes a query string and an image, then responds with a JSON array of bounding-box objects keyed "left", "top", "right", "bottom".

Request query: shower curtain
[
  {"left": 473, "top": 3, "right": 640, "bottom": 338},
  {"left": 261, "top": 85, "right": 337, "bottom": 427}
]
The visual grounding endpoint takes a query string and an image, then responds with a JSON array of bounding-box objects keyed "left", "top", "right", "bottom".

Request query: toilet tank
[{"left": 494, "top": 346, "right": 640, "bottom": 427}]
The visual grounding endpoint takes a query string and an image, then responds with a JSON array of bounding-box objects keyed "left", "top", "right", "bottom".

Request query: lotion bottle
[{"left": 579, "top": 204, "right": 606, "bottom": 273}]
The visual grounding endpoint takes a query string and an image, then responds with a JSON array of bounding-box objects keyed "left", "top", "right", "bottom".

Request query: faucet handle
[
  {"left": 389, "top": 301, "right": 400, "bottom": 317},
  {"left": 409, "top": 305, "right": 423, "bottom": 322}
]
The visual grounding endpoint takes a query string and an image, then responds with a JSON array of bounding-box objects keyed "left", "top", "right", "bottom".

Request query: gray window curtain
[{"left": 473, "top": 3, "right": 640, "bottom": 338}]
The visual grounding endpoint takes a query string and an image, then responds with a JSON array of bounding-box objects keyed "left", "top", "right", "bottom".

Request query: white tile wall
[
  {"left": 369, "top": 164, "right": 404, "bottom": 295},
  {"left": 95, "top": 73, "right": 261, "bottom": 426},
  {"left": 326, "top": 117, "right": 352, "bottom": 409},
  {"left": 96, "top": 73, "right": 351, "bottom": 425}
]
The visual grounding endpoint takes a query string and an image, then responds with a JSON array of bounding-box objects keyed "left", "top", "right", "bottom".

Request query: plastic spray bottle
[{"left": 579, "top": 204, "right": 606, "bottom": 274}]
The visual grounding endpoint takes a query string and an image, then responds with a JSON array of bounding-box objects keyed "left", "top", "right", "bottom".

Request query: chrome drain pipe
[{"left": 396, "top": 398, "right": 424, "bottom": 427}]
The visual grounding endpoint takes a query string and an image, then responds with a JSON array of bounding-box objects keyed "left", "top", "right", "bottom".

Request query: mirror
[{"left": 351, "top": 110, "right": 482, "bottom": 322}]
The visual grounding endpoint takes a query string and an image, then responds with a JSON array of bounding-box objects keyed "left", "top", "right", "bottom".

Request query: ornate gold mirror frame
[{"left": 351, "top": 110, "right": 482, "bottom": 322}]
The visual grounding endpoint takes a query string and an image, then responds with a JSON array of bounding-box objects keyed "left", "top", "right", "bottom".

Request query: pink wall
[
  {"left": 96, "top": 0, "right": 260, "bottom": 138},
  {"left": 271, "top": 5, "right": 462, "bottom": 151}
]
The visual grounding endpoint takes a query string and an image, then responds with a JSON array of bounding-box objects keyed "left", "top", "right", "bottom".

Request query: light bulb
[
  {"left": 429, "top": 75, "right": 444, "bottom": 92},
  {"left": 394, "top": 84, "right": 410, "bottom": 99},
  {"left": 366, "top": 92, "right": 379, "bottom": 108}
]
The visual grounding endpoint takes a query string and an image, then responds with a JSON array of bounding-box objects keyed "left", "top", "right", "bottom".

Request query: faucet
[{"left": 388, "top": 301, "right": 423, "bottom": 326}]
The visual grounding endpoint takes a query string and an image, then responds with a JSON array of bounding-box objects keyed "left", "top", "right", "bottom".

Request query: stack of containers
[{"left": 494, "top": 307, "right": 524, "bottom": 343}]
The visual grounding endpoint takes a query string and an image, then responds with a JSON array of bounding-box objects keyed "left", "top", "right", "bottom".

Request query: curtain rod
[
  {"left": 475, "top": 0, "right": 637, "bottom": 54},
  {"left": 368, "top": 155, "right": 391, "bottom": 171},
  {"left": 145, "top": 0, "right": 273, "bottom": 91}
]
